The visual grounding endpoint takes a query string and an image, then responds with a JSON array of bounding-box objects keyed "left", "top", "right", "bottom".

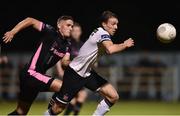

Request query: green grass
[{"left": 0, "top": 100, "right": 180, "bottom": 115}]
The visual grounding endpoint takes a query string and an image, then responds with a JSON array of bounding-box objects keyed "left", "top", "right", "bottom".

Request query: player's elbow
[
  {"left": 25, "top": 17, "right": 34, "bottom": 23},
  {"left": 106, "top": 48, "right": 114, "bottom": 55},
  {"left": 25, "top": 17, "right": 38, "bottom": 26},
  {"left": 25, "top": 17, "right": 41, "bottom": 30}
]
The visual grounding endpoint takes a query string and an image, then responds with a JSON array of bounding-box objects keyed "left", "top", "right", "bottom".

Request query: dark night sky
[{"left": 0, "top": 0, "right": 180, "bottom": 53}]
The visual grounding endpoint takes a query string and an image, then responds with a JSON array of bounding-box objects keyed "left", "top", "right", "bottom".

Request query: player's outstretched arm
[
  {"left": 102, "top": 38, "right": 134, "bottom": 54},
  {"left": 3, "top": 17, "right": 42, "bottom": 43}
]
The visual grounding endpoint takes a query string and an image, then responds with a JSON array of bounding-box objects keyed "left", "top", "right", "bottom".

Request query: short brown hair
[
  {"left": 57, "top": 15, "right": 74, "bottom": 24},
  {"left": 100, "top": 11, "right": 118, "bottom": 25}
]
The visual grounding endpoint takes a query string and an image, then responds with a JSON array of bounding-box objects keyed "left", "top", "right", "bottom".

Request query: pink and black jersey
[{"left": 26, "top": 22, "right": 71, "bottom": 74}]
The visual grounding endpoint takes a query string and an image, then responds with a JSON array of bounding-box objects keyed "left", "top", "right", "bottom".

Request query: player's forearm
[
  {"left": 10, "top": 17, "right": 39, "bottom": 35},
  {"left": 55, "top": 61, "right": 65, "bottom": 78},
  {"left": 3, "top": 17, "right": 42, "bottom": 43},
  {"left": 106, "top": 43, "right": 127, "bottom": 54}
]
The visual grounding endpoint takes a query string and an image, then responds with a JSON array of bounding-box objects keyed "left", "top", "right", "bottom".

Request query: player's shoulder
[
  {"left": 97, "top": 27, "right": 110, "bottom": 36},
  {"left": 41, "top": 22, "right": 56, "bottom": 33},
  {"left": 44, "top": 23, "right": 54, "bottom": 30},
  {"left": 97, "top": 27, "right": 111, "bottom": 40}
]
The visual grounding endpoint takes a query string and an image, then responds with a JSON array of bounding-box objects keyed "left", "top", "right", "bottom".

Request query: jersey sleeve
[
  {"left": 40, "top": 22, "right": 56, "bottom": 34},
  {"left": 97, "top": 31, "right": 111, "bottom": 43}
]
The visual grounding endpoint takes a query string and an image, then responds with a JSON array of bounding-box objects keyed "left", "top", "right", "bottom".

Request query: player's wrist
[
  {"left": 122, "top": 42, "right": 128, "bottom": 48},
  {"left": 10, "top": 30, "right": 17, "bottom": 36}
]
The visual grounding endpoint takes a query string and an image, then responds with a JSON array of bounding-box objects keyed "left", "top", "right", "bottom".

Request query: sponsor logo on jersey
[{"left": 50, "top": 47, "right": 65, "bottom": 58}]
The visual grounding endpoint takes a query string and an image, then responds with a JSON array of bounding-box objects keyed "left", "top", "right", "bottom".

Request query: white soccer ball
[{"left": 157, "top": 23, "right": 176, "bottom": 43}]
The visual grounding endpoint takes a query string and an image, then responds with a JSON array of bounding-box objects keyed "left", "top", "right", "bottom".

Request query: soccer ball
[{"left": 157, "top": 23, "right": 176, "bottom": 43}]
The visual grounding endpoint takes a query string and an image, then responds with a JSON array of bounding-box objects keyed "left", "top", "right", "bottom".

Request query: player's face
[
  {"left": 71, "top": 26, "right": 82, "bottom": 41},
  {"left": 58, "top": 19, "right": 74, "bottom": 37},
  {"left": 103, "top": 17, "right": 118, "bottom": 36}
]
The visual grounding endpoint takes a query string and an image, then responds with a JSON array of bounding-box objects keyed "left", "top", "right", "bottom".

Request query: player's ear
[
  {"left": 102, "top": 22, "right": 107, "bottom": 28},
  {"left": 57, "top": 23, "right": 61, "bottom": 29},
  {"left": 57, "top": 20, "right": 63, "bottom": 29}
]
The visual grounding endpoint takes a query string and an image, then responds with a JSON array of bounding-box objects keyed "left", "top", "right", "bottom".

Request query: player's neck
[{"left": 57, "top": 30, "right": 65, "bottom": 39}]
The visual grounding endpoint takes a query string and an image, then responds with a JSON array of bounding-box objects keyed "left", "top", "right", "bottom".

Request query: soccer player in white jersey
[{"left": 45, "top": 11, "right": 134, "bottom": 115}]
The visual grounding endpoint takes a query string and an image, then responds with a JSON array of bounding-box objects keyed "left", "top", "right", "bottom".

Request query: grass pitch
[{"left": 0, "top": 100, "right": 180, "bottom": 115}]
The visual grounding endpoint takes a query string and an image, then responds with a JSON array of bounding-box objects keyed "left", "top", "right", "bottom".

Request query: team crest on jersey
[
  {"left": 66, "top": 47, "right": 69, "bottom": 52},
  {"left": 52, "top": 41, "right": 58, "bottom": 48}
]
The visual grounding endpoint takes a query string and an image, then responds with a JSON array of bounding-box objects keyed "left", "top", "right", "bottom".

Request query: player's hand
[
  {"left": 124, "top": 38, "right": 134, "bottom": 48},
  {"left": 3, "top": 31, "right": 15, "bottom": 43}
]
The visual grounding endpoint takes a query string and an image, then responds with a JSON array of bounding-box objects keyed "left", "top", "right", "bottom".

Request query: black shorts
[
  {"left": 18, "top": 67, "right": 54, "bottom": 103},
  {"left": 56, "top": 66, "right": 108, "bottom": 104}
]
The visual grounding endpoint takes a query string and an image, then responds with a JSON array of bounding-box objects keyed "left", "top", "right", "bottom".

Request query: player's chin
[
  {"left": 110, "top": 32, "right": 115, "bottom": 36},
  {"left": 64, "top": 33, "right": 71, "bottom": 37}
]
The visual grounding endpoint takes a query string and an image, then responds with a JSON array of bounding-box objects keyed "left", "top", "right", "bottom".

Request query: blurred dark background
[{"left": 0, "top": 0, "right": 180, "bottom": 52}]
